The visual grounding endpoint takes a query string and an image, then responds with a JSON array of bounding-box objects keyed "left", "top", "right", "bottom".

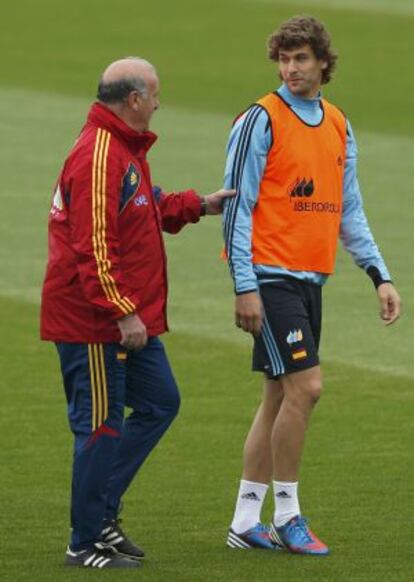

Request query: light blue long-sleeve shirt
[{"left": 223, "top": 84, "right": 391, "bottom": 294}]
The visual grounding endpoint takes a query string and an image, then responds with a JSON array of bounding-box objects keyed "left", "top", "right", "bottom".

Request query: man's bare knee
[
  {"left": 281, "top": 366, "right": 323, "bottom": 408},
  {"left": 305, "top": 376, "right": 322, "bottom": 405}
]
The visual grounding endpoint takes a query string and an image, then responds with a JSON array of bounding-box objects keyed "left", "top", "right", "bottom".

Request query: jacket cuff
[
  {"left": 182, "top": 189, "right": 202, "bottom": 222},
  {"left": 366, "top": 266, "right": 392, "bottom": 289}
]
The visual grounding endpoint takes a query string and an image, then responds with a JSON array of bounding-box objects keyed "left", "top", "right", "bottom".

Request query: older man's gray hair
[{"left": 97, "top": 57, "right": 155, "bottom": 103}]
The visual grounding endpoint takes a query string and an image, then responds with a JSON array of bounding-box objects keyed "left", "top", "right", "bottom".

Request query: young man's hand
[
  {"left": 377, "top": 283, "right": 401, "bottom": 325},
  {"left": 235, "top": 292, "right": 263, "bottom": 336}
]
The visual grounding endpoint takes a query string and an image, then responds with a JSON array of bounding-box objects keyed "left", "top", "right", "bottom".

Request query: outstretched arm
[{"left": 155, "top": 187, "right": 234, "bottom": 233}]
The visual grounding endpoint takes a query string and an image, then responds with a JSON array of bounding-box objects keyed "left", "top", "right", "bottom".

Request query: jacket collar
[{"left": 87, "top": 102, "right": 158, "bottom": 156}]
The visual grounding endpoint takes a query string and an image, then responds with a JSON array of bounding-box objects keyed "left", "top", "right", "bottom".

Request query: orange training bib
[{"left": 251, "top": 92, "right": 346, "bottom": 274}]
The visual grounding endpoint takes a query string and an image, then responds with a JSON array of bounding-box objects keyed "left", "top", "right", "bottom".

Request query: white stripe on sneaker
[
  {"left": 105, "top": 531, "right": 121, "bottom": 541},
  {"left": 227, "top": 531, "right": 251, "bottom": 549},
  {"left": 84, "top": 553, "right": 97, "bottom": 566},
  {"left": 270, "top": 523, "right": 284, "bottom": 547}
]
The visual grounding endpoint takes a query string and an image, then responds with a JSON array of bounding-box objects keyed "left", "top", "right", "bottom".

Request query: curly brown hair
[{"left": 267, "top": 16, "right": 337, "bottom": 84}]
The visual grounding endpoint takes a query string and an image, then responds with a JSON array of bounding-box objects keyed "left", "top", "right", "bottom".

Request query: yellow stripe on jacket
[{"left": 91, "top": 128, "right": 136, "bottom": 315}]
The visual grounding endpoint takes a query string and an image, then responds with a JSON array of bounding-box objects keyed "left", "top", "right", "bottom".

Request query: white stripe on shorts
[{"left": 261, "top": 315, "right": 285, "bottom": 377}]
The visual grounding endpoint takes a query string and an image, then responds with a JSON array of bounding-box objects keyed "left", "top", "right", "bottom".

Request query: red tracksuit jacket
[{"left": 40, "top": 102, "right": 202, "bottom": 343}]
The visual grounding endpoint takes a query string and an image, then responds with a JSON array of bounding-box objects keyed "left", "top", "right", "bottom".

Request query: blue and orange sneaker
[
  {"left": 227, "top": 523, "right": 282, "bottom": 550},
  {"left": 270, "top": 516, "right": 329, "bottom": 556}
]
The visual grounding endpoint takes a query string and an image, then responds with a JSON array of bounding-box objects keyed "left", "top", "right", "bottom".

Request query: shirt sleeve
[
  {"left": 68, "top": 133, "right": 137, "bottom": 319},
  {"left": 153, "top": 186, "right": 202, "bottom": 234},
  {"left": 340, "top": 120, "right": 392, "bottom": 287},
  {"left": 222, "top": 106, "right": 272, "bottom": 294}
]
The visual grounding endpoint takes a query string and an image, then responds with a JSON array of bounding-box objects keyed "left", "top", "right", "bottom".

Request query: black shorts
[{"left": 252, "top": 279, "right": 322, "bottom": 378}]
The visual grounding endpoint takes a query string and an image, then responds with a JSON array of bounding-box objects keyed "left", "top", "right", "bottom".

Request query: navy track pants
[{"left": 56, "top": 337, "right": 180, "bottom": 551}]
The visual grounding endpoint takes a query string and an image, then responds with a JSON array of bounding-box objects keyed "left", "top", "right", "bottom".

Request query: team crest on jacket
[{"left": 120, "top": 163, "right": 141, "bottom": 213}]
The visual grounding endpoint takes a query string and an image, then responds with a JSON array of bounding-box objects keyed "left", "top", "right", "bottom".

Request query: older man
[{"left": 41, "top": 57, "right": 233, "bottom": 568}]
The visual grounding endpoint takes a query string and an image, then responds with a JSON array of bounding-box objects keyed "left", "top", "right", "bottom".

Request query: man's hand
[
  {"left": 235, "top": 292, "right": 263, "bottom": 336},
  {"left": 202, "top": 189, "right": 236, "bottom": 215},
  {"left": 377, "top": 282, "right": 401, "bottom": 326},
  {"left": 117, "top": 313, "right": 147, "bottom": 350}
]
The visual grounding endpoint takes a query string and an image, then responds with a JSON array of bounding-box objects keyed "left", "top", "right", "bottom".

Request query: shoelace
[{"left": 288, "top": 518, "right": 313, "bottom": 544}]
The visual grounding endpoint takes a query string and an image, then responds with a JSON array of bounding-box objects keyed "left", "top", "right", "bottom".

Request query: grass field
[{"left": 0, "top": 0, "right": 413, "bottom": 580}]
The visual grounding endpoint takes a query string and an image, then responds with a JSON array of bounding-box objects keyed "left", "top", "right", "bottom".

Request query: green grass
[
  {"left": 1, "top": 0, "right": 414, "bottom": 135},
  {"left": 1, "top": 0, "right": 413, "bottom": 580},
  {"left": 1, "top": 298, "right": 413, "bottom": 581}
]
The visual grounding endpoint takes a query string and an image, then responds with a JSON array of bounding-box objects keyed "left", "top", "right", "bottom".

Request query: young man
[
  {"left": 41, "top": 57, "right": 233, "bottom": 568},
  {"left": 222, "top": 16, "right": 401, "bottom": 555}
]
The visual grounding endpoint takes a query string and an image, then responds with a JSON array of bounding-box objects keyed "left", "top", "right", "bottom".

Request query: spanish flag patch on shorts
[{"left": 292, "top": 349, "right": 307, "bottom": 361}]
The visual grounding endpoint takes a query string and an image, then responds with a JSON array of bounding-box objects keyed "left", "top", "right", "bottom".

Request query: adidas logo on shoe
[
  {"left": 227, "top": 523, "right": 283, "bottom": 550},
  {"left": 64, "top": 543, "right": 140, "bottom": 568}
]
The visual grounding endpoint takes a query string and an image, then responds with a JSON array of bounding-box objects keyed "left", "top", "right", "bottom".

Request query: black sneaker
[
  {"left": 64, "top": 542, "right": 141, "bottom": 568},
  {"left": 101, "top": 518, "right": 145, "bottom": 560}
]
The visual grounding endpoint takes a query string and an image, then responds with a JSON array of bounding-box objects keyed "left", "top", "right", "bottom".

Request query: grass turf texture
[{"left": 1, "top": 0, "right": 413, "bottom": 580}]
